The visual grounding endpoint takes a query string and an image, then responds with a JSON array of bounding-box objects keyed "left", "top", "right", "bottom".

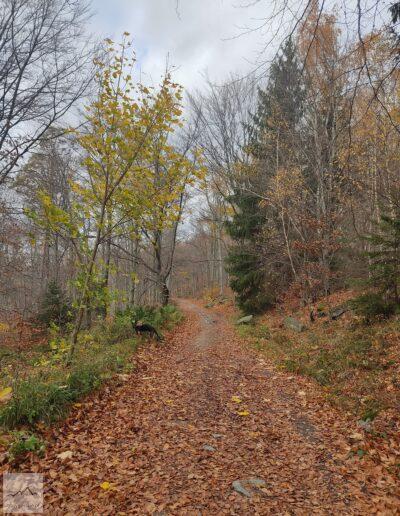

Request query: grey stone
[
  {"left": 212, "top": 433, "right": 223, "bottom": 439},
  {"left": 232, "top": 478, "right": 266, "bottom": 497},
  {"left": 236, "top": 315, "right": 253, "bottom": 325},
  {"left": 357, "top": 419, "right": 372, "bottom": 431},
  {"left": 284, "top": 316, "right": 305, "bottom": 332},
  {"left": 232, "top": 480, "right": 251, "bottom": 497},
  {"left": 247, "top": 477, "right": 267, "bottom": 488},
  {"left": 329, "top": 307, "right": 348, "bottom": 320},
  {"left": 203, "top": 444, "right": 216, "bottom": 452}
]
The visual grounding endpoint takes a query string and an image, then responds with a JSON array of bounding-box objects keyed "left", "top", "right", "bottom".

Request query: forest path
[{"left": 25, "top": 300, "right": 398, "bottom": 514}]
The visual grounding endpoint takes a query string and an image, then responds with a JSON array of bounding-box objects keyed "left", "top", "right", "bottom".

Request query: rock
[
  {"left": 329, "top": 307, "right": 348, "bottom": 320},
  {"left": 349, "top": 432, "right": 364, "bottom": 441},
  {"left": 57, "top": 450, "right": 73, "bottom": 461},
  {"left": 232, "top": 477, "right": 266, "bottom": 498},
  {"left": 236, "top": 315, "right": 253, "bottom": 325},
  {"left": 283, "top": 316, "right": 305, "bottom": 332},
  {"left": 357, "top": 419, "right": 372, "bottom": 431},
  {"left": 203, "top": 444, "right": 216, "bottom": 452},
  {"left": 247, "top": 477, "right": 267, "bottom": 488},
  {"left": 232, "top": 480, "right": 251, "bottom": 497},
  {"left": 212, "top": 433, "right": 223, "bottom": 439}
]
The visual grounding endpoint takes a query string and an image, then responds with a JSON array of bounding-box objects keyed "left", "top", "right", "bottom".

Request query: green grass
[
  {"left": 8, "top": 431, "right": 46, "bottom": 460},
  {"left": 0, "top": 304, "right": 182, "bottom": 430},
  {"left": 241, "top": 316, "right": 399, "bottom": 419}
]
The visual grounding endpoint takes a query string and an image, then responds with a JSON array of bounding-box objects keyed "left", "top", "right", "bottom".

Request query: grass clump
[
  {"left": 241, "top": 312, "right": 399, "bottom": 419},
  {"left": 0, "top": 342, "right": 132, "bottom": 428},
  {"left": 8, "top": 431, "right": 46, "bottom": 460}
]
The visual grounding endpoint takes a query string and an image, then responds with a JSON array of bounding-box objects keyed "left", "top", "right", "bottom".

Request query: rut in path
[{"left": 20, "top": 300, "right": 398, "bottom": 514}]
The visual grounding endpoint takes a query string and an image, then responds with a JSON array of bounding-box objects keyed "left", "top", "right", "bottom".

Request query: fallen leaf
[
  {"left": 231, "top": 395, "right": 242, "bottom": 403},
  {"left": 238, "top": 410, "right": 250, "bottom": 417},
  {"left": 100, "top": 481, "right": 111, "bottom": 490},
  {"left": 57, "top": 450, "right": 73, "bottom": 461},
  {"left": 0, "top": 387, "right": 12, "bottom": 403},
  {"left": 350, "top": 432, "right": 364, "bottom": 441}
]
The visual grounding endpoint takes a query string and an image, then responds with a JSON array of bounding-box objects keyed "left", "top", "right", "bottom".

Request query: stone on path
[
  {"left": 203, "top": 444, "right": 216, "bottom": 452},
  {"left": 232, "top": 477, "right": 266, "bottom": 498}
]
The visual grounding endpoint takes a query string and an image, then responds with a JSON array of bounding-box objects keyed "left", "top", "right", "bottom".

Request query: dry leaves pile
[{"left": 2, "top": 300, "right": 399, "bottom": 514}]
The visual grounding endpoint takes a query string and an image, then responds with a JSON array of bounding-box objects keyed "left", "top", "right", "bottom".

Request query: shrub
[
  {"left": 0, "top": 346, "right": 134, "bottom": 428},
  {"left": 8, "top": 431, "right": 46, "bottom": 459},
  {"left": 350, "top": 292, "right": 397, "bottom": 321},
  {"left": 95, "top": 314, "right": 133, "bottom": 345},
  {"left": 0, "top": 303, "right": 182, "bottom": 430},
  {"left": 0, "top": 379, "right": 73, "bottom": 427},
  {"left": 122, "top": 304, "right": 182, "bottom": 332}
]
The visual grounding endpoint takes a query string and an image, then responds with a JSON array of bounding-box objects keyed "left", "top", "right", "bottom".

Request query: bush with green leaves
[
  {"left": 8, "top": 431, "right": 46, "bottom": 459},
  {"left": 0, "top": 341, "right": 136, "bottom": 428},
  {"left": 122, "top": 304, "right": 183, "bottom": 333}
]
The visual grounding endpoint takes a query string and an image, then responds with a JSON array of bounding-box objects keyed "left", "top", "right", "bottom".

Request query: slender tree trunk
[
  {"left": 68, "top": 201, "right": 106, "bottom": 362},
  {"left": 130, "top": 237, "right": 140, "bottom": 305}
]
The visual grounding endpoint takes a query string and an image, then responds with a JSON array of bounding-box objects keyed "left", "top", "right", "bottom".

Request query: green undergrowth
[
  {"left": 237, "top": 314, "right": 400, "bottom": 420},
  {"left": 0, "top": 304, "right": 182, "bottom": 430}
]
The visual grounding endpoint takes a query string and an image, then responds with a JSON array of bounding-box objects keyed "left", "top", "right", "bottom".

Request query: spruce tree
[
  {"left": 366, "top": 214, "right": 400, "bottom": 303},
  {"left": 250, "top": 37, "right": 305, "bottom": 161},
  {"left": 37, "top": 280, "right": 72, "bottom": 328},
  {"left": 226, "top": 38, "right": 305, "bottom": 313},
  {"left": 225, "top": 185, "right": 272, "bottom": 314},
  {"left": 351, "top": 214, "right": 400, "bottom": 320}
]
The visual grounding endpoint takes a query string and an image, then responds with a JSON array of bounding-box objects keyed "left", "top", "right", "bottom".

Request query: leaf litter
[{"left": 2, "top": 299, "right": 399, "bottom": 514}]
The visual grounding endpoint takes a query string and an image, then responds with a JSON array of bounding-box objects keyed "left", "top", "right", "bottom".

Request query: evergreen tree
[
  {"left": 226, "top": 38, "right": 305, "bottom": 313},
  {"left": 366, "top": 214, "right": 400, "bottom": 303},
  {"left": 37, "top": 280, "right": 72, "bottom": 328},
  {"left": 225, "top": 185, "right": 272, "bottom": 314},
  {"left": 249, "top": 37, "right": 305, "bottom": 161},
  {"left": 351, "top": 214, "right": 400, "bottom": 320}
]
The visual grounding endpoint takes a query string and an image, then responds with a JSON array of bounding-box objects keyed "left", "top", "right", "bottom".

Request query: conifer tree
[
  {"left": 225, "top": 181, "right": 271, "bottom": 314},
  {"left": 225, "top": 38, "right": 305, "bottom": 313},
  {"left": 366, "top": 214, "right": 400, "bottom": 303}
]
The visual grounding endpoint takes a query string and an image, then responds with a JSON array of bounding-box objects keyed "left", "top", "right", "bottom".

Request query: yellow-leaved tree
[{"left": 34, "top": 36, "right": 200, "bottom": 359}]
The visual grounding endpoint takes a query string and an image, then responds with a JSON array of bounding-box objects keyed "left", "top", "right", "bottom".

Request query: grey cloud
[{"left": 90, "top": 0, "right": 271, "bottom": 91}]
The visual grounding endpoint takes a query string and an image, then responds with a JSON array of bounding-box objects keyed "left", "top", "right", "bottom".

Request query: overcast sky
[{"left": 90, "top": 0, "right": 273, "bottom": 92}]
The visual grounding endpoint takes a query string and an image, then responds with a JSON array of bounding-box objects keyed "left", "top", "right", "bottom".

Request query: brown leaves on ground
[{"left": 3, "top": 300, "right": 399, "bottom": 514}]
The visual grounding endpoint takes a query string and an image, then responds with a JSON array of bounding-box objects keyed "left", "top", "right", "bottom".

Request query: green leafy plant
[{"left": 8, "top": 431, "right": 46, "bottom": 459}]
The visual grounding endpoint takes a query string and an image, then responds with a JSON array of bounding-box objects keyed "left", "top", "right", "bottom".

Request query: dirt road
[{"left": 20, "top": 300, "right": 399, "bottom": 514}]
